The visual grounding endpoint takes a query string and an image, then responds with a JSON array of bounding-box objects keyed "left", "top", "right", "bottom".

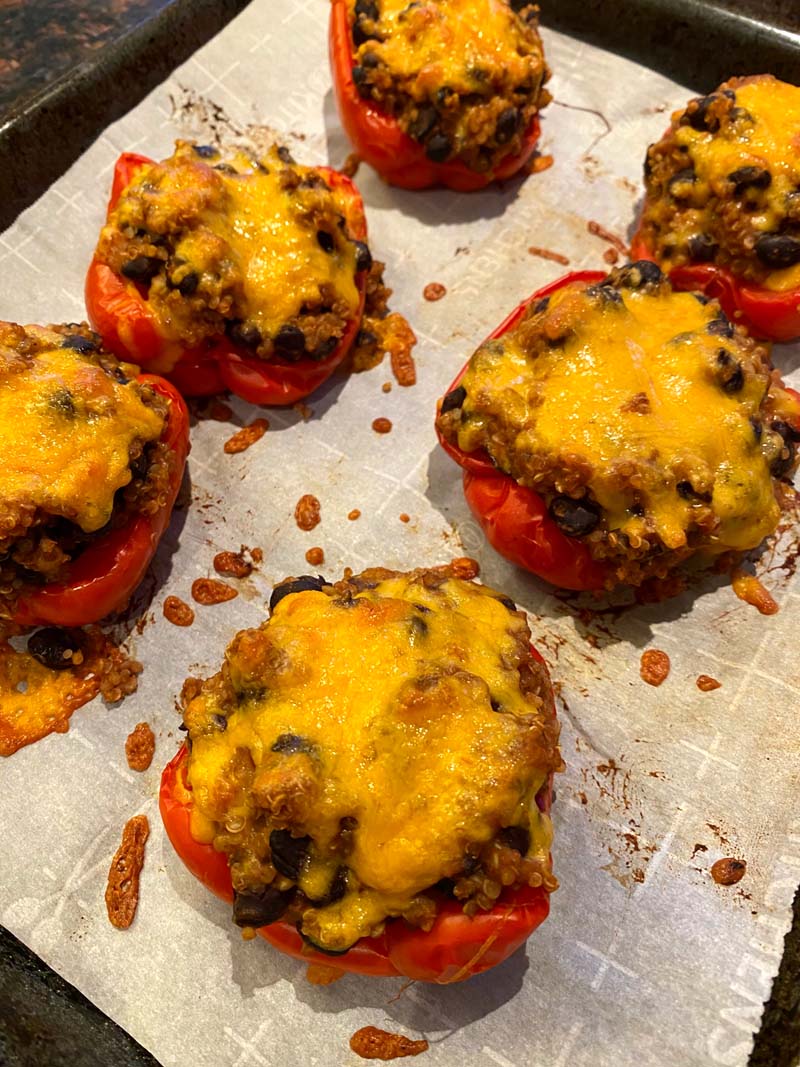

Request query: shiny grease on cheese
[
  {"left": 439, "top": 264, "right": 800, "bottom": 586},
  {"left": 183, "top": 565, "right": 560, "bottom": 952}
]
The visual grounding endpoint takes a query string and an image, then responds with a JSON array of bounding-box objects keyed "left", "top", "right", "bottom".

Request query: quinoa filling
[
  {"left": 96, "top": 140, "right": 379, "bottom": 363},
  {"left": 348, "top": 0, "right": 551, "bottom": 174},
  {"left": 181, "top": 564, "right": 560, "bottom": 953},
  {"left": 640, "top": 75, "right": 800, "bottom": 287},
  {"left": 0, "top": 323, "right": 170, "bottom": 618},
  {"left": 437, "top": 262, "right": 800, "bottom": 589}
]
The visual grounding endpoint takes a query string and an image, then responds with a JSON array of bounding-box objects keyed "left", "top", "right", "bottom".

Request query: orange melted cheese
[
  {"left": 185, "top": 569, "right": 558, "bottom": 950},
  {"left": 455, "top": 281, "right": 790, "bottom": 555},
  {"left": 0, "top": 344, "right": 163, "bottom": 533},
  {"left": 356, "top": 0, "right": 537, "bottom": 95}
]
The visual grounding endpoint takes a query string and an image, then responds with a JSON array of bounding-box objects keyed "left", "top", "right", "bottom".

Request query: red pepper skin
[
  {"left": 86, "top": 154, "right": 370, "bottom": 404},
  {"left": 631, "top": 224, "right": 800, "bottom": 344},
  {"left": 159, "top": 645, "right": 555, "bottom": 983},
  {"left": 13, "top": 376, "right": 190, "bottom": 628},
  {"left": 436, "top": 271, "right": 610, "bottom": 591},
  {"left": 328, "top": 0, "right": 542, "bottom": 192}
]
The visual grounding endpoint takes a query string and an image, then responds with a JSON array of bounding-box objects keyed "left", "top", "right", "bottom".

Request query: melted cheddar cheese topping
[
  {"left": 443, "top": 266, "right": 800, "bottom": 585},
  {"left": 183, "top": 566, "right": 559, "bottom": 951},
  {"left": 0, "top": 331, "right": 164, "bottom": 533},
  {"left": 642, "top": 76, "right": 800, "bottom": 286},
  {"left": 98, "top": 142, "right": 361, "bottom": 359},
  {"left": 357, "top": 0, "right": 537, "bottom": 95}
]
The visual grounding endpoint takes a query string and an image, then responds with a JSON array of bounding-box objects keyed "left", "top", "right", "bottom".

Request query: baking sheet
[{"left": 1, "top": 2, "right": 799, "bottom": 1065}]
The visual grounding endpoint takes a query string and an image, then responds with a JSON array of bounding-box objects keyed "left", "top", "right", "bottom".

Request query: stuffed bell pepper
[
  {"left": 632, "top": 75, "right": 800, "bottom": 342},
  {"left": 1, "top": 321, "right": 189, "bottom": 627},
  {"left": 435, "top": 263, "right": 800, "bottom": 592},
  {"left": 87, "top": 140, "right": 390, "bottom": 405},
  {"left": 330, "top": 0, "right": 551, "bottom": 191},
  {"left": 160, "top": 563, "right": 561, "bottom": 983}
]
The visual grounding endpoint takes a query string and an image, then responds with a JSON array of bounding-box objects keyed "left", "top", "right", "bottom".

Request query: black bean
[
  {"left": 692, "top": 292, "right": 710, "bottom": 305},
  {"left": 495, "top": 594, "right": 517, "bottom": 612},
  {"left": 121, "top": 256, "right": 162, "bottom": 283},
  {"left": 509, "top": 0, "right": 532, "bottom": 10},
  {"left": 273, "top": 324, "right": 307, "bottom": 358},
  {"left": 354, "top": 240, "right": 372, "bottom": 273},
  {"left": 211, "top": 713, "right": 228, "bottom": 731},
  {"left": 532, "top": 296, "right": 550, "bottom": 314},
  {"left": 408, "top": 106, "right": 438, "bottom": 142},
  {"left": 707, "top": 315, "right": 734, "bottom": 338},
  {"left": 440, "top": 384, "right": 466, "bottom": 414},
  {"left": 498, "top": 826, "right": 530, "bottom": 855},
  {"left": 214, "top": 163, "right": 238, "bottom": 175},
  {"left": 495, "top": 107, "right": 521, "bottom": 145},
  {"left": 27, "top": 628, "right": 85, "bottom": 671},
  {"left": 269, "top": 574, "right": 329, "bottom": 613},
  {"left": 297, "top": 927, "right": 352, "bottom": 956},
  {"left": 307, "top": 866, "right": 348, "bottom": 908},
  {"left": 352, "top": 18, "right": 377, "bottom": 46},
  {"left": 668, "top": 168, "right": 696, "bottom": 198},
  {"left": 317, "top": 230, "right": 335, "bottom": 253},
  {"left": 271, "top": 733, "right": 314, "bottom": 755},
  {"left": 462, "top": 851, "right": 481, "bottom": 876},
  {"left": 226, "top": 320, "right": 262, "bottom": 348},
  {"left": 548, "top": 495, "right": 601, "bottom": 537},
  {"left": 277, "top": 145, "right": 295, "bottom": 164},
  {"left": 770, "top": 423, "right": 797, "bottom": 478},
  {"left": 729, "top": 106, "right": 754, "bottom": 125},
  {"left": 614, "top": 260, "right": 663, "bottom": 289},
  {"left": 755, "top": 233, "right": 800, "bottom": 269},
  {"left": 311, "top": 336, "right": 338, "bottom": 360},
  {"left": 490, "top": 697, "right": 503, "bottom": 712},
  {"left": 361, "top": 50, "right": 379, "bottom": 68},
  {"left": 233, "top": 886, "right": 294, "bottom": 927},
  {"left": 409, "top": 615, "right": 428, "bottom": 640},
  {"left": 177, "top": 271, "right": 199, "bottom": 297},
  {"left": 61, "top": 333, "right": 97, "bottom": 354},
  {"left": 676, "top": 480, "right": 710, "bottom": 502},
  {"left": 681, "top": 94, "right": 722, "bottom": 133},
  {"left": 356, "top": 328, "right": 377, "bottom": 347},
  {"left": 193, "top": 144, "right": 217, "bottom": 158},
  {"left": 728, "top": 166, "right": 771, "bottom": 194},
  {"left": 773, "top": 418, "right": 800, "bottom": 443},
  {"left": 352, "top": 66, "right": 371, "bottom": 96},
  {"left": 630, "top": 502, "right": 645, "bottom": 517},
  {"left": 269, "top": 830, "right": 311, "bottom": 880},
  {"left": 426, "top": 133, "right": 452, "bottom": 163},
  {"left": 587, "top": 283, "right": 623, "bottom": 306},
  {"left": 355, "top": 0, "right": 378, "bottom": 17},
  {"left": 716, "top": 350, "right": 744, "bottom": 393},
  {"left": 750, "top": 417, "right": 763, "bottom": 443},
  {"left": 688, "top": 234, "right": 719, "bottom": 262},
  {"left": 50, "top": 388, "right": 76, "bottom": 418}
]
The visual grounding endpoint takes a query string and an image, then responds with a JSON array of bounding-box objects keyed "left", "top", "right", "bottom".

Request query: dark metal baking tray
[{"left": 0, "top": 0, "right": 798, "bottom": 1064}]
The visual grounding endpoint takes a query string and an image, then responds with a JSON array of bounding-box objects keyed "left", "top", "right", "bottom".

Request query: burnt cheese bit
[
  {"left": 348, "top": 0, "right": 551, "bottom": 175},
  {"left": 94, "top": 139, "right": 366, "bottom": 364},
  {"left": 640, "top": 76, "right": 800, "bottom": 286},
  {"left": 0, "top": 321, "right": 168, "bottom": 618},
  {"left": 180, "top": 565, "right": 560, "bottom": 953},
  {"left": 436, "top": 269, "right": 800, "bottom": 590}
]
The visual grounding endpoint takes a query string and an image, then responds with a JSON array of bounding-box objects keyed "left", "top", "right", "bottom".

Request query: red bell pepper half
[
  {"left": 631, "top": 223, "right": 800, "bottom": 344},
  {"left": 86, "top": 153, "right": 370, "bottom": 405},
  {"left": 328, "top": 0, "right": 542, "bottom": 192},
  {"left": 436, "top": 271, "right": 611, "bottom": 592},
  {"left": 13, "top": 375, "right": 190, "bottom": 628},
  {"left": 159, "top": 645, "right": 555, "bottom": 984}
]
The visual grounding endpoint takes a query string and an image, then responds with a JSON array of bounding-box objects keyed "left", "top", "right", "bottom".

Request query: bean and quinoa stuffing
[
  {"left": 436, "top": 262, "right": 800, "bottom": 589},
  {"left": 95, "top": 140, "right": 381, "bottom": 365},
  {"left": 0, "top": 322, "right": 170, "bottom": 619},
  {"left": 179, "top": 564, "right": 560, "bottom": 954},
  {"left": 640, "top": 76, "right": 800, "bottom": 286},
  {"left": 348, "top": 0, "right": 551, "bottom": 174}
]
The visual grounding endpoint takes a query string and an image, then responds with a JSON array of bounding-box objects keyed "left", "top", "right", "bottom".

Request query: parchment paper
[{"left": 1, "top": 3, "right": 799, "bottom": 1065}]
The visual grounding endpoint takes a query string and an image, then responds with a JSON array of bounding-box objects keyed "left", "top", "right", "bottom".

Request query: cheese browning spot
[
  {"left": 182, "top": 565, "right": 560, "bottom": 954},
  {"left": 349, "top": 1026, "right": 429, "bottom": 1060},
  {"left": 438, "top": 265, "right": 800, "bottom": 588},
  {"left": 105, "top": 814, "right": 149, "bottom": 929},
  {"left": 640, "top": 649, "right": 670, "bottom": 687},
  {"left": 125, "top": 722, "right": 155, "bottom": 771}
]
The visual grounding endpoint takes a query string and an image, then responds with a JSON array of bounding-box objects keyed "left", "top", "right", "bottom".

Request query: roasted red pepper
[
  {"left": 160, "top": 644, "right": 554, "bottom": 984},
  {"left": 328, "top": 0, "right": 542, "bottom": 192},
  {"left": 436, "top": 271, "right": 611, "bottom": 592},
  {"left": 630, "top": 226, "right": 800, "bottom": 343},
  {"left": 13, "top": 375, "right": 190, "bottom": 628},
  {"left": 86, "top": 153, "right": 369, "bottom": 405}
]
